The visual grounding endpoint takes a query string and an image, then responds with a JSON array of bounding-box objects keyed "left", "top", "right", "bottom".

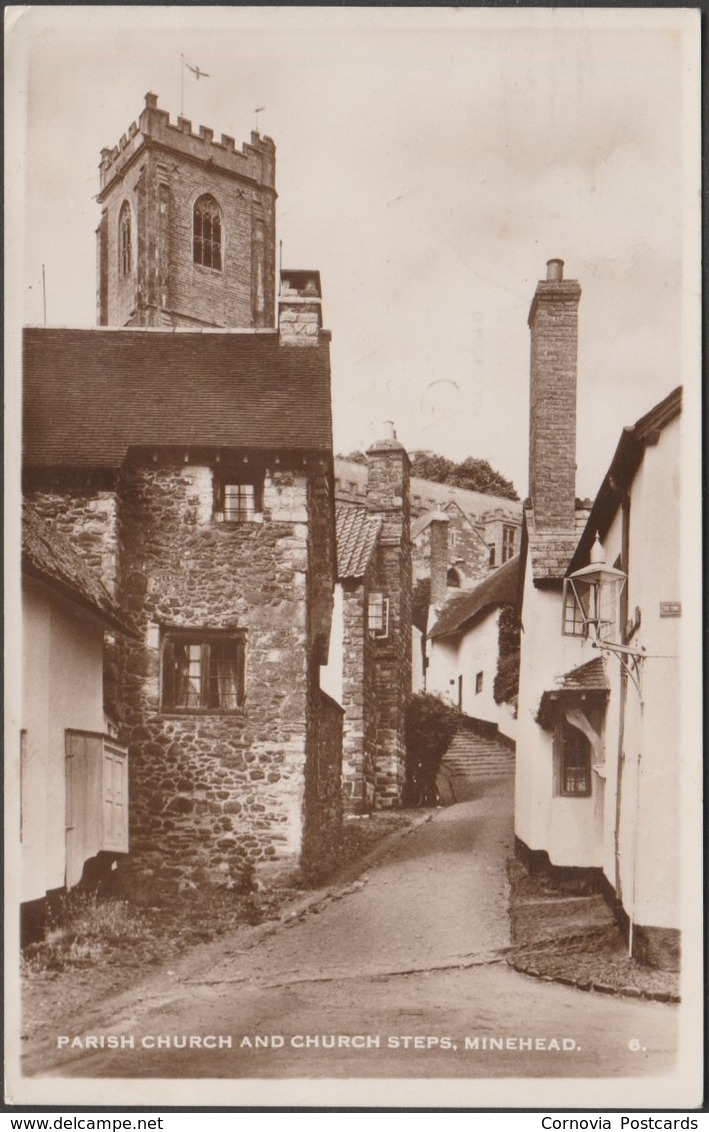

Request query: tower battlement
[{"left": 98, "top": 92, "right": 275, "bottom": 201}]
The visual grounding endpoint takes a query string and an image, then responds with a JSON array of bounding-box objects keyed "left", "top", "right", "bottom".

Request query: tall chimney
[
  {"left": 528, "top": 258, "right": 581, "bottom": 532},
  {"left": 365, "top": 423, "right": 412, "bottom": 807},
  {"left": 429, "top": 511, "right": 450, "bottom": 612}
]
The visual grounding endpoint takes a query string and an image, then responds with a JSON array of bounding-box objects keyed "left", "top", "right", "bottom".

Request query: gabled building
[
  {"left": 21, "top": 504, "right": 133, "bottom": 939},
  {"left": 22, "top": 93, "right": 341, "bottom": 899},
  {"left": 428, "top": 553, "right": 520, "bottom": 740},
  {"left": 515, "top": 258, "right": 683, "bottom": 969}
]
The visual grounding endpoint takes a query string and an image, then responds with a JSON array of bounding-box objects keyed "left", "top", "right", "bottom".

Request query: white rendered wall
[{"left": 22, "top": 579, "right": 106, "bottom": 903}]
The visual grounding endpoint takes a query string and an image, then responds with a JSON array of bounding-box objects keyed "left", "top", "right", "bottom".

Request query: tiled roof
[
  {"left": 557, "top": 657, "right": 609, "bottom": 692},
  {"left": 429, "top": 553, "right": 520, "bottom": 639},
  {"left": 336, "top": 504, "right": 381, "bottom": 579},
  {"left": 535, "top": 657, "right": 609, "bottom": 728},
  {"left": 22, "top": 502, "right": 130, "bottom": 632},
  {"left": 23, "top": 327, "right": 333, "bottom": 468}
]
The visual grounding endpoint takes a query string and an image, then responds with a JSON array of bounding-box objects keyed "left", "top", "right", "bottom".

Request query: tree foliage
[
  {"left": 410, "top": 452, "right": 519, "bottom": 500},
  {"left": 338, "top": 449, "right": 518, "bottom": 500}
]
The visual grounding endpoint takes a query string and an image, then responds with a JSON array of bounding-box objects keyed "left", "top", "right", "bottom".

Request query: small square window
[
  {"left": 215, "top": 475, "right": 262, "bottom": 523},
  {"left": 368, "top": 593, "right": 390, "bottom": 639},
  {"left": 475, "top": 671, "right": 483, "bottom": 694},
  {"left": 161, "top": 631, "right": 245, "bottom": 712}
]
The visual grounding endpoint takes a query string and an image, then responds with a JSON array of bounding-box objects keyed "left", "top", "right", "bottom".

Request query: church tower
[{"left": 96, "top": 92, "right": 277, "bottom": 329}]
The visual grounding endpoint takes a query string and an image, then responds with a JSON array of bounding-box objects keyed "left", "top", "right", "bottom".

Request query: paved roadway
[{"left": 26, "top": 776, "right": 678, "bottom": 1093}]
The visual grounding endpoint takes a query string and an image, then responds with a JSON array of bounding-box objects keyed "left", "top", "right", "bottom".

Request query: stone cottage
[
  {"left": 322, "top": 426, "right": 412, "bottom": 811},
  {"left": 22, "top": 93, "right": 341, "bottom": 897}
]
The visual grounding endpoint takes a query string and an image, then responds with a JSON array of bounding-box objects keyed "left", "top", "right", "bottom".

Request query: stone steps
[{"left": 441, "top": 729, "right": 515, "bottom": 781}]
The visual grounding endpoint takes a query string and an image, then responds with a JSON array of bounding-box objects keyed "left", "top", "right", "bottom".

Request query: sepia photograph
[{"left": 4, "top": 5, "right": 703, "bottom": 1111}]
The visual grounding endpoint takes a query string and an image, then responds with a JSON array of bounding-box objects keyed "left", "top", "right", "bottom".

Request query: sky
[{"left": 7, "top": 6, "right": 701, "bottom": 501}]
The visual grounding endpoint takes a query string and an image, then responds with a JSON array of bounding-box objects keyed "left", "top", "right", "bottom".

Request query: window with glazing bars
[
  {"left": 559, "top": 723, "right": 591, "bottom": 796},
  {"left": 223, "top": 483, "right": 256, "bottom": 522},
  {"left": 368, "top": 593, "right": 390, "bottom": 639},
  {"left": 193, "top": 194, "right": 222, "bottom": 270},
  {"left": 161, "top": 633, "right": 245, "bottom": 712}
]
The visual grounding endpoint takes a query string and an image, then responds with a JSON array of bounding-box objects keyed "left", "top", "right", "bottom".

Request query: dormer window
[
  {"left": 119, "top": 202, "right": 132, "bottom": 276},
  {"left": 193, "top": 194, "right": 222, "bottom": 270},
  {"left": 368, "top": 593, "right": 390, "bottom": 639}
]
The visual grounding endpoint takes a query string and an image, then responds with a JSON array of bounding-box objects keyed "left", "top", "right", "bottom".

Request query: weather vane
[{"left": 181, "top": 54, "right": 210, "bottom": 118}]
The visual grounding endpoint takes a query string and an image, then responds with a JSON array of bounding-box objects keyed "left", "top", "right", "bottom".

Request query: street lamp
[{"left": 566, "top": 533, "right": 645, "bottom": 696}]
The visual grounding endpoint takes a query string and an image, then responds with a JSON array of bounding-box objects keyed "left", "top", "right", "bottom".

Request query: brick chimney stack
[
  {"left": 429, "top": 511, "right": 450, "bottom": 612},
  {"left": 528, "top": 258, "right": 581, "bottom": 532}
]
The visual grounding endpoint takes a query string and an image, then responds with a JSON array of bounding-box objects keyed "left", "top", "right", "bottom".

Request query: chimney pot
[
  {"left": 383, "top": 420, "right": 396, "bottom": 441},
  {"left": 546, "top": 258, "right": 564, "bottom": 282}
]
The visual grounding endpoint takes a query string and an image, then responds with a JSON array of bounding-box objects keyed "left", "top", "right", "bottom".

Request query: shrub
[
  {"left": 404, "top": 692, "right": 461, "bottom": 804},
  {"left": 494, "top": 604, "right": 520, "bottom": 704}
]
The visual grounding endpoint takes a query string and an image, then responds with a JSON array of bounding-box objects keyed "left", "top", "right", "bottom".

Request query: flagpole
[{"left": 180, "top": 53, "right": 184, "bottom": 117}]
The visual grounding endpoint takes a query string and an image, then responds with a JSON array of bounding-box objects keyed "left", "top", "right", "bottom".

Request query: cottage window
[
  {"left": 488, "top": 543, "right": 496, "bottom": 567},
  {"left": 215, "top": 476, "right": 263, "bottom": 523},
  {"left": 119, "top": 202, "right": 132, "bottom": 276},
  {"left": 193, "top": 194, "right": 222, "bottom": 270},
  {"left": 368, "top": 593, "right": 390, "bottom": 639},
  {"left": 161, "top": 631, "right": 245, "bottom": 712},
  {"left": 475, "top": 671, "right": 483, "bottom": 694},
  {"left": 502, "top": 524, "right": 516, "bottom": 563},
  {"left": 557, "top": 722, "right": 592, "bottom": 796}
]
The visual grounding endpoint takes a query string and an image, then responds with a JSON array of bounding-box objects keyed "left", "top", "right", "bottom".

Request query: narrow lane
[{"left": 28, "top": 773, "right": 677, "bottom": 1081}]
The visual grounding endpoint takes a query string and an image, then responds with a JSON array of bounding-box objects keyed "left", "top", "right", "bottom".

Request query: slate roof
[
  {"left": 536, "top": 657, "right": 610, "bottom": 728},
  {"left": 22, "top": 502, "right": 132, "bottom": 633},
  {"left": 336, "top": 503, "right": 381, "bottom": 580},
  {"left": 23, "top": 327, "right": 333, "bottom": 468},
  {"left": 429, "top": 553, "right": 520, "bottom": 639}
]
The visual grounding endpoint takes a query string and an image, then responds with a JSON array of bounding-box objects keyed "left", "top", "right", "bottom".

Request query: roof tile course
[
  {"left": 22, "top": 501, "right": 128, "bottom": 630},
  {"left": 336, "top": 503, "right": 382, "bottom": 579},
  {"left": 23, "top": 327, "right": 333, "bottom": 468}
]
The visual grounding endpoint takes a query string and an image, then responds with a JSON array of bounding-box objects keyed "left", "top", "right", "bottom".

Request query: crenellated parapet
[{"left": 98, "top": 91, "right": 276, "bottom": 201}]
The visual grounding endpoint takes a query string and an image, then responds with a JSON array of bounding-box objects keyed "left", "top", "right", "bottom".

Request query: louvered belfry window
[
  {"left": 119, "top": 202, "right": 132, "bottom": 276},
  {"left": 193, "top": 194, "right": 222, "bottom": 270}
]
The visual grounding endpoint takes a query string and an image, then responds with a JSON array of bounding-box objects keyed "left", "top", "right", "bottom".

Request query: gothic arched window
[
  {"left": 119, "top": 202, "right": 132, "bottom": 276},
  {"left": 193, "top": 194, "right": 222, "bottom": 271}
]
